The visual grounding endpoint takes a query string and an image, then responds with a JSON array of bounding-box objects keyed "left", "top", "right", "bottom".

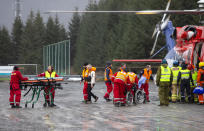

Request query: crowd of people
[
  {"left": 81, "top": 60, "right": 204, "bottom": 107},
  {"left": 81, "top": 62, "right": 152, "bottom": 107},
  {"left": 8, "top": 60, "right": 204, "bottom": 108}
]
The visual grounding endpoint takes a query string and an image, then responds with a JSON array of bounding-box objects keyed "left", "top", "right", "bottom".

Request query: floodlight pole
[{"left": 69, "top": 39, "right": 71, "bottom": 75}]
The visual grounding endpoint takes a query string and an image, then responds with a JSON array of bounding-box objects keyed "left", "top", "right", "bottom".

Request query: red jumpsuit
[
  {"left": 104, "top": 67, "right": 113, "bottom": 99},
  {"left": 9, "top": 71, "right": 28, "bottom": 106},
  {"left": 38, "top": 72, "right": 59, "bottom": 103},
  {"left": 141, "top": 68, "right": 152, "bottom": 101},
  {"left": 113, "top": 71, "right": 130, "bottom": 104}
]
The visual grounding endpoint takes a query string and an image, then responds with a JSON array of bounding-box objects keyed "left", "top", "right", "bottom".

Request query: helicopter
[{"left": 45, "top": 0, "right": 204, "bottom": 68}]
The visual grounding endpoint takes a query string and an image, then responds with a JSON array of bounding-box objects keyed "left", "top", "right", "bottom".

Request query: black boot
[
  {"left": 11, "top": 105, "right": 15, "bottom": 108},
  {"left": 15, "top": 105, "right": 22, "bottom": 108},
  {"left": 94, "top": 96, "right": 99, "bottom": 102},
  {"left": 50, "top": 103, "right": 57, "bottom": 107}
]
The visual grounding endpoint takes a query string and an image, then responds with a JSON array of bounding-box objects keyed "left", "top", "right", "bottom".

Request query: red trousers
[
  {"left": 44, "top": 86, "right": 55, "bottom": 102},
  {"left": 9, "top": 83, "right": 21, "bottom": 106},
  {"left": 143, "top": 83, "right": 149, "bottom": 101},
  {"left": 127, "top": 84, "right": 134, "bottom": 96},
  {"left": 104, "top": 81, "right": 113, "bottom": 98},
  {"left": 113, "top": 82, "right": 126, "bottom": 104},
  {"left": 83, "top": 82, "right": 88, "bottom": 100}
]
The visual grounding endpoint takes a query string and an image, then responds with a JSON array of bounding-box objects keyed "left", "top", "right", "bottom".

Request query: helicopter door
[{"left": 193, "top": 42, "right": 203, "bottom": 68}]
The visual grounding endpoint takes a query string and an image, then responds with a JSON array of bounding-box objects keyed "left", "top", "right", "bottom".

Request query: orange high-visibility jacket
[
  {"left": 197, "top": 69, "right": 204, "bottom": 86},
  {"left": 142, "top": 68, "right": 152, "bottom": 83},
  {"left": 104, "top": 67, "right": 113, "bottom": 81}
]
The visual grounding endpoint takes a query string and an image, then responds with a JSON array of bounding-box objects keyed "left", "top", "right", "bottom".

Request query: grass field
[{"left": 0, "top": 77, "right": 9, "bottom": 82}]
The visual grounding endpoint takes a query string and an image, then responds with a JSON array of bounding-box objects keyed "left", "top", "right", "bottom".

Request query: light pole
[{"left": 69, "top": 39, "right": 71, "bottom": 75}]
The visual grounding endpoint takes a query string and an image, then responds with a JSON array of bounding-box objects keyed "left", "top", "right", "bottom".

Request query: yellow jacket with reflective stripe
[
  {"left": 45, "top": 71, "right": 56, "bottom": 78},
  {"left": 115, "top": 71, "right": 128, "bottom": 83},
  {"left": 171, "top": 66, "right": 181, "bottom": 84},
  {"left": 191, "top": 71, "right": 197, "bottom": 86},
  {"left": 127, "top": 72, "right": 136, "bottom": 84},
  {"left": 180, "top": 69, "right": 190, "bottom": 79},
  {"left": 160, "top": 66, "right": 171, "bottom": 82}
]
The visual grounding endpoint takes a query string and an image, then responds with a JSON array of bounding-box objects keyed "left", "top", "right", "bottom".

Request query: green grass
[{"left": 0, "top": 77, "right": 10, "bottom": 82}]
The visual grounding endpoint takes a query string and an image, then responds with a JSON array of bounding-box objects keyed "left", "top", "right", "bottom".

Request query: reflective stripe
[
  {"left": 160, "top": 66, "right": 171, "bottom": 82},
  {"left": 115, "top": 71, "right": 128, "bottom": 83},
  {"left": 171, "top": 66, "right": 181, "bottom": 84},
  {"left": 114, "top": 98, "right": 122, "bottom": 100},
  {"left": 180, "top": 70, "right": 190, "bottom": 79}
]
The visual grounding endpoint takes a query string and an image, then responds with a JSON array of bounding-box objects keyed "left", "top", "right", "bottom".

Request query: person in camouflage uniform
[{"left": 156, "top": 59, "right": 173, "bottom": 106}]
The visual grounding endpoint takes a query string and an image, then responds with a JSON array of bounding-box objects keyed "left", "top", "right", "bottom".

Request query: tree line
[
  {"left": 0, "top": 0, "right": 199, "bottom": 74},
  {"left": 0, "top": 11, "right": 68, "bottom": 71},
  {"left": 71, "top": 0, "right": 199, "bottom": 73}
]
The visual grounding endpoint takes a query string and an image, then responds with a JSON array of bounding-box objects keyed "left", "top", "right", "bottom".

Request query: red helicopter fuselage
[{"left": 174, "top": 25, "right": 204, "bottom": 68}]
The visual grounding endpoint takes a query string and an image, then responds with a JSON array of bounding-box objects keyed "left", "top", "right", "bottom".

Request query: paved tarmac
[{"left": 0, "top": 81, "right": 203, "bottom": 131}]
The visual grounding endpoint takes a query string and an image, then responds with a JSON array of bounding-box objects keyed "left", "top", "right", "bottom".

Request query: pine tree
[
  {"left": 68, "top": 8, "right": 81, "bottom": 65},
  {"left": 0, "top": 26, "right": 13, "bottom": 65},
  {"left": 20, "top": 10, "right": 35, "bottom": 64},
  {"left": 11, "top": 16, "right": 24, "bottom": 63}
]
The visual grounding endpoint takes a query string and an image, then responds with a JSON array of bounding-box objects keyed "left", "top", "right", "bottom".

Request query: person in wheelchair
[{"left": 126, "top": 70, "right": 138, "bottom": 104}]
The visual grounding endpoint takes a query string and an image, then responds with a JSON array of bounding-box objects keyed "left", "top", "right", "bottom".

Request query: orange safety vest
[
  {"left": 104, "top": 67, "right": 113, "bottom": 81},
  {"left": 127, "top": 72, "right": 137, "bottom": 84},
  {"left": 197, "top": 69, "right": 204, "bottom": 86},
  {"left": 142, "top": 68, "right": 152, "bottom": 83},
  {"left": 115, "top": 71, "right": 128, "bottom": 83}
]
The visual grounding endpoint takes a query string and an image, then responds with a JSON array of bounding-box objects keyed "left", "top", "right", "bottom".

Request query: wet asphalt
[{"left": 0, "top": 81, "right": 204, "bottom": 131}]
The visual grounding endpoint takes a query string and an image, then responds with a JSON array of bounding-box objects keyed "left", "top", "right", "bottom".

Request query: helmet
[
  {"left": 199, "top": 62, "right": 204, "bottom": 68},
  {"left": 162, "top": 59, "right": 167, "bottom": 64},
  {"left": 173, "top": 61, "right": 179, "bottom": 66}
]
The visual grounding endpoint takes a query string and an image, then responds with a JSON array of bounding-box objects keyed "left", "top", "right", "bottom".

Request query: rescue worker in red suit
[
  {"left": 113, "top": 64, "right": 130, "bottom": 107},
  {"left": 140, "top": 65, "right": 152, "bottom": 102},
  {"left": 38, "top": 66, "right": 59, "bottom": 107},
  {"left": 81, "top": 63, "right": 89, "bottom": 103},
  {"left": 104, "top": 62, "right": 113, "bottom": 102},
  {"left": 9, "top": 66, "right": 28, "bottom": 108}
]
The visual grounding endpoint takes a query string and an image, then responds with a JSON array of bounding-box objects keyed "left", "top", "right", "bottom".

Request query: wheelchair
[{"left": 126, "top": 84, "right": 146, "bottom": 106}]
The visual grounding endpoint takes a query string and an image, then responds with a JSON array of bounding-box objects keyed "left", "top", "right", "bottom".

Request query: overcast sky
[{"left": 0, "top": 0, "right": 97, "bottom": 32}]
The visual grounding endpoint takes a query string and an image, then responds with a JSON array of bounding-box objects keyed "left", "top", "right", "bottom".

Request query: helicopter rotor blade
[
  {"left": 152, "top": 26, "right": 158, "bottom": 38},
  {"left": 150, "top": 31, "right": 161, "bottom": 55},
  {"left": 161, "top": 15, "right": 171, "bottom": 30},
  {"left": 161, "top": 0, "right": 171, "bottom": 22},
  {"left": 44, "top": 10, "right": 204, "bottom": 14}
]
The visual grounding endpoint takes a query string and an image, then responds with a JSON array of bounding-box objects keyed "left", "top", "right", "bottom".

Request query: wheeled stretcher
[{"left": 20, "top": 77, "right": 64, "bottom": 108}]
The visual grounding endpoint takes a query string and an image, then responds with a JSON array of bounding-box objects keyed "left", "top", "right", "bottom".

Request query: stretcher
[{"left": 20, "top": 77, "right": 65, "bottom": 108}]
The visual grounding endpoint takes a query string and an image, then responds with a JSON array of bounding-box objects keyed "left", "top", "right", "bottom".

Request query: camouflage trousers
[{"left": 159, "top": 86, "right": 170, "bottom": 105}]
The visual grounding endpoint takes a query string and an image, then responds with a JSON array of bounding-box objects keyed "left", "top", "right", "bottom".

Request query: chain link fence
[{"left": 43, "top": 40, "right": 70, "bottom": 75}]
